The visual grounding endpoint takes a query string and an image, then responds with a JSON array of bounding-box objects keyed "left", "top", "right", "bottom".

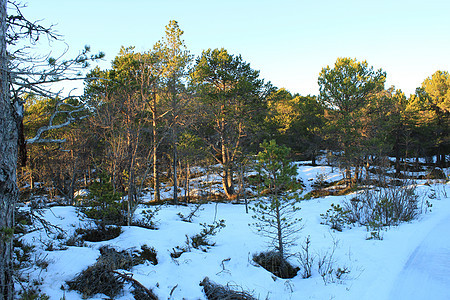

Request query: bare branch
[
  {"left": 26, "top": 97, "right": 90, "bottom": 144},
  {"left": 111, "top": 271, "right": 158, "bottom": 300}
]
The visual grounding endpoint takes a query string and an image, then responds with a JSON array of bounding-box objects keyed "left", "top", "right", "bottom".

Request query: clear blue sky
[{"left": 20, "top": 0, "right": 450, "bottom": 96}]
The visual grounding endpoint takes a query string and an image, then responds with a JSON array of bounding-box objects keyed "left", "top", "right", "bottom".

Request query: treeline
[{"left": 20, "top": 21, "right": 449, "bottom": 204}]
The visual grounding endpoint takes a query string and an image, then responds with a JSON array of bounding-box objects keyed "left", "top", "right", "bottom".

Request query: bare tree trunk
[
  {"left": 394, "top": 131, "right": 401, "bottom": 176},
  {"left": 365, "top": 157, "right": 370, "bottom": 182},
  {"left": 127, "top": 159, "right": 135, "bottom": 226},
  {"left": 152, "top": 104, "right": 160, "bottom": 202},
  {"left": 68, "top": 150, "right": 77, "bottom": 205},
  {"left": 275, "top": 196, "right": 284, "bottom": 258},
  {"left": 127, "top": 126, "right": 137, "bottom": 226},
  {"left": 221, "top": 142, "right": 234, "bottom": 199},
  {"left": 186, "top": 161, "right": 190, "bottom": 203},
  {"left": 170, "top": 74, "right": 179, "bottom": 205},
  {"left": 236, "top": 164, "right": 243, "bottom": 203},
  {"left": 311, "top": 153, "right": 316, "bottom": 166},
  {"left": 352, "top": 165, "right": 360, "bottom": 185},
  {"left": 1, "top": 1, "right": 18, "bottom": 298},
  {"left": 172, "top": 126, "right": 178, "bottom": 205},
  {"left": 345, "top": 168, "right": 351, "bottom": 187},
  {"left": 30, "top": 169, "right": 34, "bottom": 189},
  {"left": 222, "top": 164, "right": 234, "bottom": 199}
]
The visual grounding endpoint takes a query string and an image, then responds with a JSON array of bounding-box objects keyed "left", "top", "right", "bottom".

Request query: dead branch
[
  {"left": 200, "top": 277, "right": 256, "bottom": 300},
  {"left": 111, "top": 271, "right": 158, "bottom": 300}
]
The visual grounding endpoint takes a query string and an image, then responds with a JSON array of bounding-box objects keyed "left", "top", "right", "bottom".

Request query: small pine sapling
[
  {"left": 320, "top": 203, "right": 351, "bottom": 231},
  {"left": 251, "top": 140, "right": 302, "bottom": 258},
  {"left": 82, "top": 172, "right": 125, "bottom": 225}
]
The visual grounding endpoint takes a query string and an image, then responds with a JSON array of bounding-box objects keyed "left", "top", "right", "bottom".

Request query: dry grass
[
  {"left": 66, "top": 246, "right": 157, "bottom": 298},
  {"left": 252, "top": 251, "right": 299, "bottom": 279},
  {"left": 200, "top": 277, "right": 256, "bottom": 300}
]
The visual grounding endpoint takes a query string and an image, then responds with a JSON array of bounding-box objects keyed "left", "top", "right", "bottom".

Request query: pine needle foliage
[{"left": 251, "top": 140, "right": 302, "bottom": 258}]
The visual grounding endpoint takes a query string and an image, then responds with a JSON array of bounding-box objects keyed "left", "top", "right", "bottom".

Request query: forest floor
[{"left": 14, "top": 161, "right": 450, "bottom": 300}]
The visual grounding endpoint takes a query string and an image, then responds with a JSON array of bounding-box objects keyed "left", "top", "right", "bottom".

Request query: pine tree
[
  {"left": 191, "top": 48, "right": 269, "bottom": 199},
  {"left": 154, "top": 20, "right": 192, "bottom": 204},
  {"left": 318, "top": 57, "right": 386, "bottom": 186},
  {"left": 251, "top": 140, "right": 302, "bottom": 258}
]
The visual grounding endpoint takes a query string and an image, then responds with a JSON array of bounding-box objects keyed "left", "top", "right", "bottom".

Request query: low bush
[
  {"left": 17, "top": 288, "right": 50, "bottom": 300},
  {"left": 13, "top": 239, "right": 35, "bottom": 270},
  {"left": 138, "top": 244, "right": 158, "bottom": 265},
  {"left": 63, "top": 233, "right": 84, "bottom": 247},
  {"left": 131, "top": 206, "right": 161, "bottom": 229},
  {"left": 424, "top": 168, "right": 447, "bottom": 180},
  {"left": 14, "top": 208, "right": 33, "bottom": 235},
  {"left": 252, "top": 251, "right": 299, "bottom": 279},
  {"left": 320, "top": 203, "right": 351, "bottom": 231},
  {"left": 81, "top": 172, "right": 126, "bottom": 225},
  {"left": 312, "top": 172, "right": 330, "bottom": 189},
  {"left": 76, "top": 224, "right": 122, "bottom": 242},
  {"left": 170, "top": 220, "right": 226, "bottom": 259},
  {"left": 190, "top": 220, "right": 226, "bottom": 250},
  {"left": 344, "top": 181, "right": 420, "bottom": 227}
]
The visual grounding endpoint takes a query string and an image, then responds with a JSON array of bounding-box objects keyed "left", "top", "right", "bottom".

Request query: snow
[
  {"left": 15, "top": 164, "right": 450, "bottom": 300},
  {"left": 389, "top": 213, "right": 450, "bottom": 300}
]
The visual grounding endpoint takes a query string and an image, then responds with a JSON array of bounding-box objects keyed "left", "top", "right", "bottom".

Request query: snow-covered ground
[{"left": 16, "top": 164, "right": 450, "bottom": 300}]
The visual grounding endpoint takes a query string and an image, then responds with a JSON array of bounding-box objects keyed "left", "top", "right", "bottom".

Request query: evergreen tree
[
  {"left": 266, "top": 88, "right": 325, "bottom": 164},
  {"left": 252, "top": 140, "right": 301, "bottom": 258},
  {"left": 154, "top": 20, "right": 193, "bottom": 204},
  {"left": 408, "top": 71, "right": 450, "bottom": 167},
  {"left": 191, "top": 48, "right": 269, "bottom": 199},
  {"left": 318, "top": 57, "right": 386, "bottom": 185}
]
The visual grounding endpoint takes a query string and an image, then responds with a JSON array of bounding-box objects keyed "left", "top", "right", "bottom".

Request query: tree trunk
[
  {"left": 311, "top": 153, "right": 316, "bottom": 166},
  {"left": 30, "top": 170, "right": 34, "bottom": 189},
  {"left": 184, "top": 161, "right": 190, "bottom": 203},
  {"left": 127, "top": 161, "right": 135, "bottom": 226},
  {"left": 126, "top": 125, "right": 139, "bottom": 225},
  {"left": 365, "top": 157, "right": 370, "bottom": 182},
  {"left": 68, "top": 151, "right": 77, "bottom": 205},
  {"left": 172, "top": 126, "right": 178, "bottom": 205},
  {"left": 275, "top": 197, "right": 284, "bottom": 258},
  {"left": 345, "top": 168, "right": 351, "bottom": 187},
  {"left": 352, "top": 165, "right": 360, "bottom": 185},
  {"left": 170, "top": 75, "right": 179, "bottom": 205},
  {"left": 394, "top": 130, "right": 401, "bottom": 176},
  {"left": 221, "top": 141, "right": 234, "bottom": 199},
  {"left": 152, "top": 98, "right": 160, "bottom": 202},
  {"left": 1, "top": 1, "right": 17, "bottom": 298},
  {"left": 69, "top": 167, "right": 76, "bottom": 205},
  {"left": 222, "top": 164, "right": 234, "bottom": 199}
]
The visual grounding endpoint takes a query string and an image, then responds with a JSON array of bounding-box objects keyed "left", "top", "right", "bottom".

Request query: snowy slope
[{"left": 16, "top": 166, "right": 450, "bottom": 300}]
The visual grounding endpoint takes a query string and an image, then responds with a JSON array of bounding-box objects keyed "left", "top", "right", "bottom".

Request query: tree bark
[
  {"left": 1, "top": 1, "right": 18, "bottom": 298},
  {"left": 221, "top": 137, "right": 234, "bottom": 199},
  {"left": 222, "top": 164, "right": 234, "bottom": 199},
  {"left": 275, "top": 196, "right": 284, "bottom": 258},
  {"left": 152, "top": 96, "right": 160, "bottom": 202},
  {"left": 184, "top": 161, "right": 190, "bottom": 203},
  {"left": 394, "top": 130, "right": 401, "bottom": 176},
  {"left": 170, "top": 75, "right": 179, "bottom": 205},
  {"left": 172, "top": 126, "right": 178, "bottom": 204}
]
